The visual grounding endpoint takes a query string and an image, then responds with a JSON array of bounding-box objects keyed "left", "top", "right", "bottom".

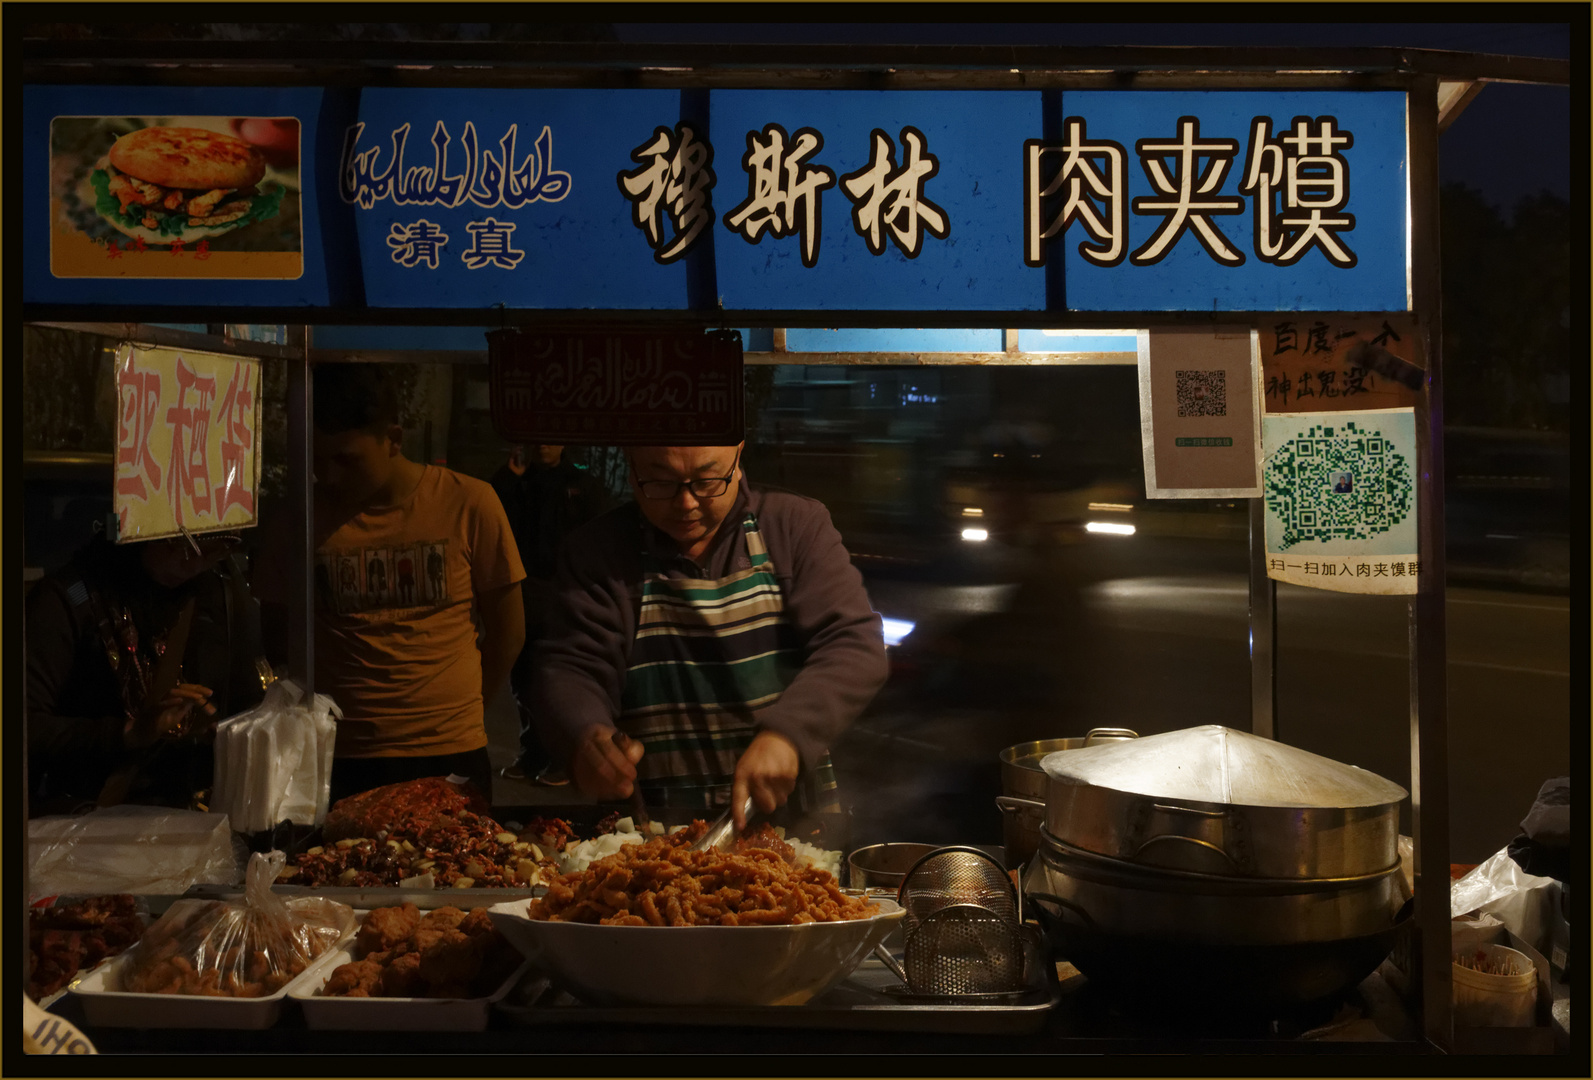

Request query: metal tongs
[
  {"left": 691, "top": 794, "right": 755, "bottom": 852},
  {"left": 610, "top": 731, "right": 649, "bottom": 828}
]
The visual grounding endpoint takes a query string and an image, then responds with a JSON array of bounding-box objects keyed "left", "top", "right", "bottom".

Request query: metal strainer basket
[
  {"left": 896, "top": 846, "right": 1025, "bottom": 996},
  {"left": 904, "top": 904, "right": 1027, "bottom": 995}
]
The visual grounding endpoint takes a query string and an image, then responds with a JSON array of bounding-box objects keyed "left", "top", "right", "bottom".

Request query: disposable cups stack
[{"left": 212, "top": 678, "right": 341, "bottom": 834}]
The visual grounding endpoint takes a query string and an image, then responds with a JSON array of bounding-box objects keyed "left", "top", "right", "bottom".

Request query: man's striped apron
[{"left": 618, "top": 512, "right": 840, "bottom": 814}]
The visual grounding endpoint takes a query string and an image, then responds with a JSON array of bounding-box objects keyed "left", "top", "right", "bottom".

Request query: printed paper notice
[
  {"left": 1263, "top": 408, "right": 1419, "bottom": 595},
  {"left": 1139, "top": 327, "right": 1261, "bottom": 498}
]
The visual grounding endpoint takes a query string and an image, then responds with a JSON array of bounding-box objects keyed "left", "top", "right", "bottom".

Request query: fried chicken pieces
[
  {"left": 322, "top": 905, "right": 519, "bottom": 1000},
  {"left": 118, "top": 898, "right": 349, "bottom": 998},
  {"left": 27, "top": 894, "right": 146, "bottom": 1001}
]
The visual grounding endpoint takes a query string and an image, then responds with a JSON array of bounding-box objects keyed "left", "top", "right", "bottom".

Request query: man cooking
[{"left": 528, "top": 442, "right": 888, "bottom": 831}]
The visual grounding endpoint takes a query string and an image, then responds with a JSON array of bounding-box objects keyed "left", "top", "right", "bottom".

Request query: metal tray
[
  {"left": 495, "top": 951, "right": 1058, "bottom": 1035},
  {"left": 71, "top": 943, "right": 347, "bottom": 1030},
  {"left": 291, "top": 945, "right": 529, "bottom": 1031}
]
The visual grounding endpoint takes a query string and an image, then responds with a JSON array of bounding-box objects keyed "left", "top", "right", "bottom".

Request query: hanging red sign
[{"left": 488, "top": 328, "right": 743, "bottom": 446}]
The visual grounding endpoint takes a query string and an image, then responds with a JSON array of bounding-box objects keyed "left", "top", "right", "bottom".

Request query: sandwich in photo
[{"left": 91, "top": 125, "right": 286, "bottom": 246}]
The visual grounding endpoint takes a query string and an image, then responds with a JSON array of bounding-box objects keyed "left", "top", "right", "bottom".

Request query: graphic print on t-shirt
[
  {"left": 365, "top": 547, "right": 393, "bottom": 608},
  {"left": 318, "top": 540, "right": 451, "bottom": 615}
]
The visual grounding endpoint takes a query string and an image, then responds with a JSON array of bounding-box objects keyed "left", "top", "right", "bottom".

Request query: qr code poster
[
  {"left": 1262, "top": 408, "right": 1419, "bottom": 595},
  {"left": 1139, "top": 327, "right": 1262, "bottom": 498}
]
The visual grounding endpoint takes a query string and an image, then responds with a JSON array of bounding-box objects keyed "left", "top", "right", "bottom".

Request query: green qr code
[{"left": 1264, "top": 421, "right": 1414, "bottom": 549}]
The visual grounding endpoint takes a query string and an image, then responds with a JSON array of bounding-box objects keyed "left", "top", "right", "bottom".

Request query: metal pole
[
  {"left": 1407, "top": 75, "right": 1453, "bottom": 1052},
  {"left": 1247, "top": 498, "right": 1277, "bottom": 740},
  {"left": 286, "top": 326, "right": 315, "bottom": 697},
  {"left": 23, "top": 621, "right": 33, "bottom": 992}
]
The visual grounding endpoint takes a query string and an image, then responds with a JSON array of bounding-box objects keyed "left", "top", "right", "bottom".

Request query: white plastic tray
[
  {"left": 71, "top": 945, "right": 345, "bottom": 1030},
  {"left": 290, "top": 947, "right": 529, "bottom": 1031}
]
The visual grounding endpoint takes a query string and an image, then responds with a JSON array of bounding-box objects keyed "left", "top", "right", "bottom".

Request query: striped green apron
[{"left": 619, "top": 512, "right": 840, "bottom": 814}]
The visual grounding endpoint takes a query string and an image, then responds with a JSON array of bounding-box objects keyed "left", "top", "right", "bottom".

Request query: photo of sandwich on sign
[{"left": 50, "top": 115, "right": 303, "bottom": 279}]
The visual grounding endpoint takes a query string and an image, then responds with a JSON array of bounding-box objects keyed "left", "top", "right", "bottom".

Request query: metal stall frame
[{"left": 18, "top": 37, "right": 1571, "bottom": 1053}]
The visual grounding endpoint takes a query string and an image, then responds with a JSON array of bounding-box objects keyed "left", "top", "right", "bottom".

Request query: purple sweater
[{"left": 528, "top": 480, "right": 889, "bottom": 771}]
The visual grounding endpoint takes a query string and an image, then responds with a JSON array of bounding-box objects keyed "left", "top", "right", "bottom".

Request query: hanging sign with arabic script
[{"left": 488, "top": 328, "right": 744, "bottom": 446}]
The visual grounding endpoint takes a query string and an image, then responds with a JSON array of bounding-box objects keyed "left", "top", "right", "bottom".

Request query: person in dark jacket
[
  {"left": 529, "top": 442, "right": 888, "bottom": 830},
  {"left": 490, "top": 444, "right": 611, "bottom": 786},
  {"left": 25, "top": 531, "right": 268, "bottom": 815}
]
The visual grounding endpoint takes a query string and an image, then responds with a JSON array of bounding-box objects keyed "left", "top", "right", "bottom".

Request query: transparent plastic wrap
[
  {"left": 115, "top": 852, "right": 354, "bottom": 997},
  {"left": 27, "top": 806, "right": 247, "bottom": 899},
  {"left": 213, "top": 678, "right": 340, "bottom": 833},
  {"left": 1450, "top": 847, "right": 1562, "bottom": 959}
]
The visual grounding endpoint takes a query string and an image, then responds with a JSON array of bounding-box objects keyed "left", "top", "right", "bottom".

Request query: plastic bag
[
  {"left": 116, "top": 851, "right": 354, "bottom": 997},
  {"left": 212, "top": 678, "right": 340, "bottom": 833},
  {"left": 1450, "top": 847, "right": 1561, "bottom": 959},
  {"left": 27, "top": 807, "right": 246, "bottom": 900}
]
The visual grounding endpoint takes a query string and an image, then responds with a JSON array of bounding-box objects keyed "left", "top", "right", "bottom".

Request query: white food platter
[
  {"left": 290, "top": 946, "right": 529, "bottom": 1031},
  {"left": 71, "top": 947, "right": 346, "bottom": 1030}
]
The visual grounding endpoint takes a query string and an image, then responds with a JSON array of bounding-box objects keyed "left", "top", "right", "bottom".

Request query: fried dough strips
[{"left": 526, "top": 827, "right": 876, "bottom": 927}]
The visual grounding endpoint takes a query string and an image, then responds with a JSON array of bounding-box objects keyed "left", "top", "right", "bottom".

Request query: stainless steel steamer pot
[
  {"left": 1024, "top": 843, "right": 1412, "bottom": 1009},
  {"left": 996, "top": 728, "right": 1137, "bottom": 869},
  {"left": 1025, "top": 831, "right": 1402, "bottom": 946},
  {"left": 1009, "top": 725, "right": 1411, "bottom": 1009},
  {"left": 1019, "top": 725, "right": 1407, "bottom": 880}
]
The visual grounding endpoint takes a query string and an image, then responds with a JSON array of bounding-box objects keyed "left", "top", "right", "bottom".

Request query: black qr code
[{"left": 1176, "top": 370, "right": 1227, "bottom": 417}]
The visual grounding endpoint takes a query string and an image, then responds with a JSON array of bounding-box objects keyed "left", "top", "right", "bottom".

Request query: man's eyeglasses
[{"left": 634, "top": 450, "right": 741, "bottom": 500}]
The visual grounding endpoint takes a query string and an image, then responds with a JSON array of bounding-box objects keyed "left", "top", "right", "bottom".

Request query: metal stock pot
[
  {"left": 996, "top": 728, "right": 1137, "bottom": 869},
  {"left": 1011, "top": 725, "right": 1411, "bottom": 1009},
  {"left": 1023, "top": 838, "right": 1412, "bottom": 1009},
  {"left": 1033, "top": 725, "right": 1407, "bottom": 881}
]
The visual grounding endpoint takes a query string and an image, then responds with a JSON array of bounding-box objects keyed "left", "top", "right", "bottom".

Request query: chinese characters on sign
[
  {"left": 1260, "top": 313, "right": 1424, "bottom": 412},
  {"left": 1028, "top": 114, "right": 1360, "bottom": 269},
  {"left": 341, "top": 120, "right": 570, "bottom": 271},
  {"left": 1262, "top": 409, "right": 1418, "bottom": 595},
  {"left": 617, "top": 122, "right": 717, "bottom": 263},
  {"left": 280, "top": 88, "right": 1413, "bottom": 312},
  {"left": 488, "top": 328, "right": 744, "bottom": 446},
  {"left": 340, "top": 109, "right": 1380, "bottom": 275},
  {"left": 113, "top": 343, "right": 261, "bottom": 541},
  {"left": 720, "top": 124, "right": 837, "bottom": 268}
]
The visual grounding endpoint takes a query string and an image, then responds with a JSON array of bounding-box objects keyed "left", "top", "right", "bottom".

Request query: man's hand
[
  {"left": 125, "top": 683, "right": 215, "bottom": 750},
  {"left": 731, "top": 730, "right": 800, "bottom": 831},
  {"left": 570, "top": 725, "right": 644, "bottom": 800}
]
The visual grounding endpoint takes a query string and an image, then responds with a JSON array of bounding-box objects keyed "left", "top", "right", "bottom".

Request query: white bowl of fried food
[{"left": 488, "top": 824, "right": 903, "bottom": 1007}]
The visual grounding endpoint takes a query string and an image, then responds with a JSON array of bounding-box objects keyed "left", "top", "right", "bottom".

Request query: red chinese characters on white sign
[{"left": 114, "top": 344, "right": 261, "bottom": 540}]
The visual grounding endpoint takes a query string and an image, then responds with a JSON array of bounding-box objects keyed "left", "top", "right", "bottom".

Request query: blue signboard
[
  {"left": 1055, "top": 91, "right": 1407, "bottom": 312},
  {"left": 23, "top": 85, "right": 1408, "bottom": 314},
  {"left": 344, "top": 89, "right": 686, "bottom": 309},
  {"left": 708, "top": 90, "right": 1044, "bottom": 312}
]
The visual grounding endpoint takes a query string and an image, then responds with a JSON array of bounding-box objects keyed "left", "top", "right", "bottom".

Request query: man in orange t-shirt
[{"left": 261, "top": 365, "right": 524, "bottom": 803}]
